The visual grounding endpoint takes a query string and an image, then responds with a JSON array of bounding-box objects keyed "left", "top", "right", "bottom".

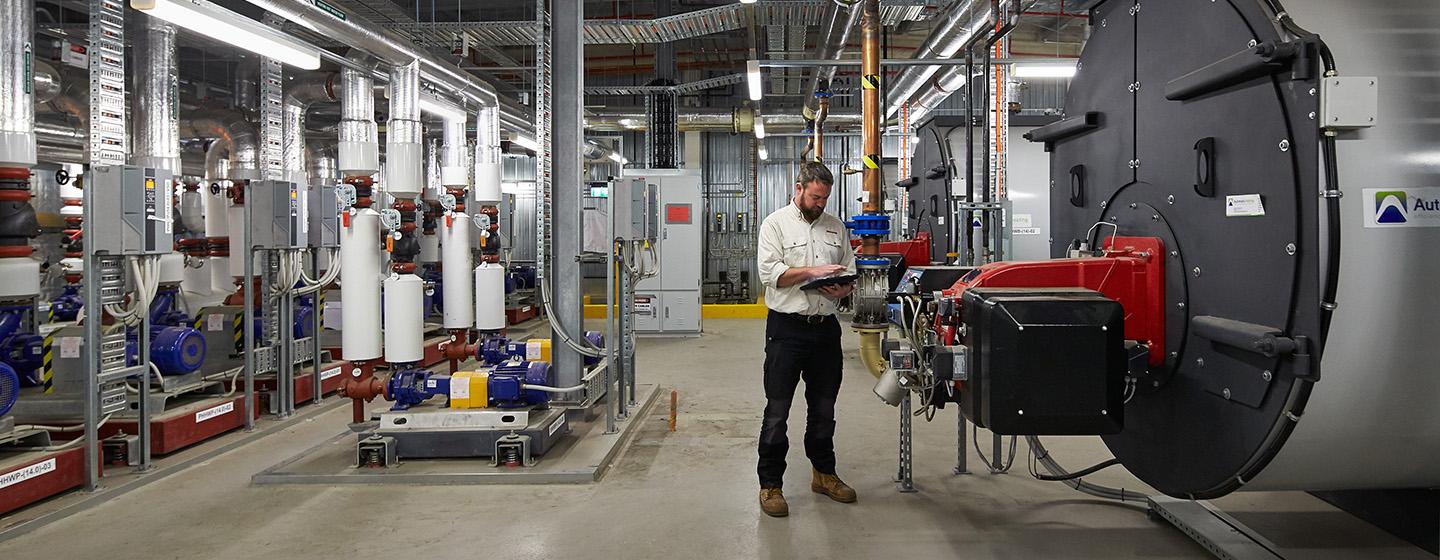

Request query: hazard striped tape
[
  {"left": 861, "top": 75, "right": 880, "bottom": 90},
  {"left": 42, "top": 333, "right": 54, "bottom": 394},
  {"left": 233, "top": 312, "right": 243, "bottom": 353},
  {"left": 862, "top": 154, "right": 881, "bottom": 169}
]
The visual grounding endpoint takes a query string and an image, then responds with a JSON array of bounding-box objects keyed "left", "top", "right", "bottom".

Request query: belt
[{"left": 773, "top": 311, "right": 833, "bottom": 324}]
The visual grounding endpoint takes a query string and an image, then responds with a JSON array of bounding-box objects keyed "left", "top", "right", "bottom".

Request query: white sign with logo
[{"left": 1364, "top": 187, "right": 1440, "bottom": 228}]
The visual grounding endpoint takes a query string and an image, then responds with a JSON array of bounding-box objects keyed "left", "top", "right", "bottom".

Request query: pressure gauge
[
  {"left": 336, "top": 183, "right": 357, "bottom": 207},
  {"left": 379, "top": 208, "right": 402, "bottom": 230},
  {"left": 439, "top": 193, "right": 458, "bottom": 212},
  {"left": 474, "top": 213, "right": 491, "bottom": 229}
]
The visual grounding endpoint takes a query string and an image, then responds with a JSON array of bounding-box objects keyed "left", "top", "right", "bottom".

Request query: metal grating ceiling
[{"left": 398, "top": 1, "right": 937, "bottom": 48}]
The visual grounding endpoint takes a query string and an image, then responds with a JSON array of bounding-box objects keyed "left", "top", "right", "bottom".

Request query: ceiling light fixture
[
  {"left": 132, "top": 0, "right": 322, "bottom": 70},
  {"left": 746, "top": 60, "right": 764, "bottom": 101},
  {"left": 1013, "top": 63, "right": 1078, "bottom": 78}
]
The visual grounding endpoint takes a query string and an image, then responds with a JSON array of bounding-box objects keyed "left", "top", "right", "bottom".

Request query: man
[{"left": 754, "top": 161, "right": 857, "bottom": 518}]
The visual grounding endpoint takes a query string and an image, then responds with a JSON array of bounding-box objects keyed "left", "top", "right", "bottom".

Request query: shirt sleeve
[
  {"left": 841, "top": 235, "right": 857, "bottom": 275},
  {"left": 757, "top": 218, "right": 789, "bottom": 289},
  {"left": 838, "top": 219, "right": 857, "bottom": 275}
]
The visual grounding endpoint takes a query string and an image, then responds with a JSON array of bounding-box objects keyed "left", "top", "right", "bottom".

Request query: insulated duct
[
  {"left": 133, "top": 15, "right": 180, "bottom": 172},
  {"left": 240, "top": 0, "right": 505, "bottom": 117},
  {"left": 473, "top": 104, "right": 501, "bottom": 204},
  {"left": 586, "top": 108, "right": 862, "bottom": 133},
  {"left": 884, "top": 0, "right": 994, "bottom": 120},
  {"left": 283, "top": 72, "right": 339, "bottom": 185},
  {"left": 385, "top": 60, "right": 423, "bottom": 197},
  {"left": 440, "top": 104, "right": 469, "bottom": 188},
  {"left": 0, "top": 0, "right": 37, "bottom": 168},
  {"left": 802, "top": 0, "right": 861, "bottom": 118},
  {"left": 180, "top": 111, "right": 259, "bottom": 180},
  {"left": 338, "top": 58, "right": 379, "bottom": 176}
]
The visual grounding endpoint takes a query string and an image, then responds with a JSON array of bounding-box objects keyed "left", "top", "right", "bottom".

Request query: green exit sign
[{"left": 312, "top": 0, "right": 347, "bottom": 21}]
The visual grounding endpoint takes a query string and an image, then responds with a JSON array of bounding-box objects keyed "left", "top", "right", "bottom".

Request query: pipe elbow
[{"left": 858, "top": 331, "right": 886, "bottom": 379}]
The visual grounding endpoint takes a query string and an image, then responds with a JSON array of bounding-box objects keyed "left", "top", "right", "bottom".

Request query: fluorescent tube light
[
  {"left": 511, "top": 135, "right": 539, "bottom": 151},
  {"left": 418, "top": 93, "right": 467, "bottom": 123},
  {"left": 1013, "top": 63, "right": 1077, "bottom": 78},
  {"left": 132, "top": 0, "right": 322, "bottom": 70},
  {"left": 753, "top": 118, "right": 766, "bottom": 139},
  {"left": 746, "top": 60, "right": 763, "bottom": 101}
]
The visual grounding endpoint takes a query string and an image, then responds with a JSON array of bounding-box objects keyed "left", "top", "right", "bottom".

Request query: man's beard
[{"left": 800, "top": 204, "right": 823, "bottom": 221}]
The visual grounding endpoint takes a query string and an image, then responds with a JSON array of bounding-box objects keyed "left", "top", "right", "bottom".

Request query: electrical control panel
[
  {"left": 610, "top": 177, "right": 657, "bottom": 242},
  {"left": 247, "top": 180, "right": 307, "bottom": 249},
  {"left": 87, "top": 165, "right": 174, "bottom": 255},
  {"left": 306, "top": 182, "right": 340, "bottom": 248}
]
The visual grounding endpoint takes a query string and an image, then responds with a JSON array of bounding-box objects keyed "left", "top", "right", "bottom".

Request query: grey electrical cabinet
[
  {"left": 610, "top": 177, "right": 657, "bottom": 242},
  {"left": 305, "top": 182, "right": 340, "bottom": 248},
  {"left": 247, "top": 180, "right": 306, "bottom": 249},
  {"left": 625, "top": 169, "right": 702, "bottom": 336},
  {"left": 87, "top": 165, "right": 174, "bottom": 255}
]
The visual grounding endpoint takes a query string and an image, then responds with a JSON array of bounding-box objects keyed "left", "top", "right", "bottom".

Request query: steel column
[{"left": 550, "top": 0, "right": 585, "bottom": 392}]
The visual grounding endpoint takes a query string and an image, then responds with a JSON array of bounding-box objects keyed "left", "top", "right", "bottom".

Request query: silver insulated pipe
[
  {"left": 283, "top": 73, "right": 338, "bottom": 185},
  {"left": 440, "top": 113, "right": 468, "bottom": 188},
  {"left": 133, "top": 16, "right": 180, "bottom": 172},
  {"left": 385, "top": 60, "right": 423, "bottom": 197},
  {"left": 802, "top": 0, "right": 861, "bottom": 119},
  {"left": 883, "top": 0, "right": 991, "bottom": 120},
  {"left": 0, "top": 0, "right": 36, "bottom": 167},
  {"left": 338, "top": 63, "right": 378, "bottom": 176},
  {"left": 473, "top": 104, "right": 502, "bottom": 204}
]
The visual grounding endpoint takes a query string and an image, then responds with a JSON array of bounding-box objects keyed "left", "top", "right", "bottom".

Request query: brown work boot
[
  {"left": 759, "top": 488, "right": 789, "bottom": 517},
  {"left": 811, "top": 470, "right": 857, "bottom": 503}
]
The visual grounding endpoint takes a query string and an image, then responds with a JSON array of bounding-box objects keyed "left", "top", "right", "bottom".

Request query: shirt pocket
[
  {"left": 816, "top": 232, "right": 846, "bottom": 265},
  {"left": 781, "top": 238, "right": 808, "bottom": 265}
]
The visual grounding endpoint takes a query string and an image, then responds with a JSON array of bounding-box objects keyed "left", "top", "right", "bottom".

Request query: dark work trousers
[{"left": 757, "top": 310, "right": 843, "bottom": 489}]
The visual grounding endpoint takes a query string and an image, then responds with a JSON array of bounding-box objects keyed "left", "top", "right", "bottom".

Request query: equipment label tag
[
  {"left": 1225, "top": 194, "right": 1266, "bottom": 217},
  {"left": 320, "top": 367, "right": 342, "bottom": 381},
  {"left": 196, "top": 401, "right": 235, "bottom": 423},
  {"left": 450, "top": 378, "right": 470, "bottom": 400},
  {"left": 60, "top": 336, "right": 82, "bottom": 358},
  {"left": 548, "top": 416, "right": 566, "bottom": 436},
  {"left": 1363, "top": 187, "right": 1440, "bottom": 228},
  {"left": 1012, "top": 227, "right": 1040, "bottom": 236},
  {"left": 0, "top": 458, "right": 56, "bottom": 490},
  {"left": 208, "top": 314, "right": 226, "bottom": 332}
]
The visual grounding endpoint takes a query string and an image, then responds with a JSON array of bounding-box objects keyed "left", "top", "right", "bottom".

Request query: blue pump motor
[
  {"left": 476, "top": 336, "right": 514, "bottom": 365},
  {"left": 51, "top": 284, "right": 84, "bottom": 322},
  {"left": 0, "top": 362, "right": 18, "bottom": 417},
  {"left": 490, "top": 360, "right": 552, "bottom": 408},
  {"left": 0, "top": 306, "right": 44, "bottom": 385},
  {"left": 386, "top": 368, "right": 443, "bottom": 411},
  {"left": 151, "top": 326, "right": 207, "bottom": 376},
  {"left": 582, "top": 331, "right": 605, "bottom": 366},
  {"left": 293, "top": 302, "right": 315, "bottom": 340},
  {"left": 385, "top": 361, "right": 555, "bottom": 410}
]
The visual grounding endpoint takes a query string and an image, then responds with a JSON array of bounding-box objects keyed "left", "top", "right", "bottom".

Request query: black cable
[{"left": 1031, "top": 457, "right": 1122, "bottom": 482}]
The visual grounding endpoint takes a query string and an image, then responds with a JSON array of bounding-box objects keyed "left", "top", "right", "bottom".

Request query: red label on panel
[{"left": 665, "top": 204, "right": 691, "bottom": 224}]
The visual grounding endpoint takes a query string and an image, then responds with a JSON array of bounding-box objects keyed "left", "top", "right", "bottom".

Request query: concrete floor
[{"left": 0, "top": 319, "right": 1428, "bottom": 559}]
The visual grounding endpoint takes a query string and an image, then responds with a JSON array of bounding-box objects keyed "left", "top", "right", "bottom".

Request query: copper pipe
[
  {"left": 859, "top": 0, "right": 882, "bottom": 259},
  {"left": 812, "top": 96, "right": 829, "bottom": 162}
]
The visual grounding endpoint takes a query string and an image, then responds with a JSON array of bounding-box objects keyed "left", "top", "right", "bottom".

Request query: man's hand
[
  {"left": 818, "top": 282, "right": 854, "bottom": 299},
  {"left": 808, "top": 264, "right": 848, "bottom": 280}
]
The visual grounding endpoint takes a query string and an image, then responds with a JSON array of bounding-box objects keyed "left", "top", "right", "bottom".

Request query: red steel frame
[{"left": 0, "top": 445, "right": 92, "bottom": 516}]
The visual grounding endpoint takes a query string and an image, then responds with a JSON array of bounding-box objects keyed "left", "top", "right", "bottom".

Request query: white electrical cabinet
[{"left": 626, "top": 169, "right": 702, "bottom": 336}]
